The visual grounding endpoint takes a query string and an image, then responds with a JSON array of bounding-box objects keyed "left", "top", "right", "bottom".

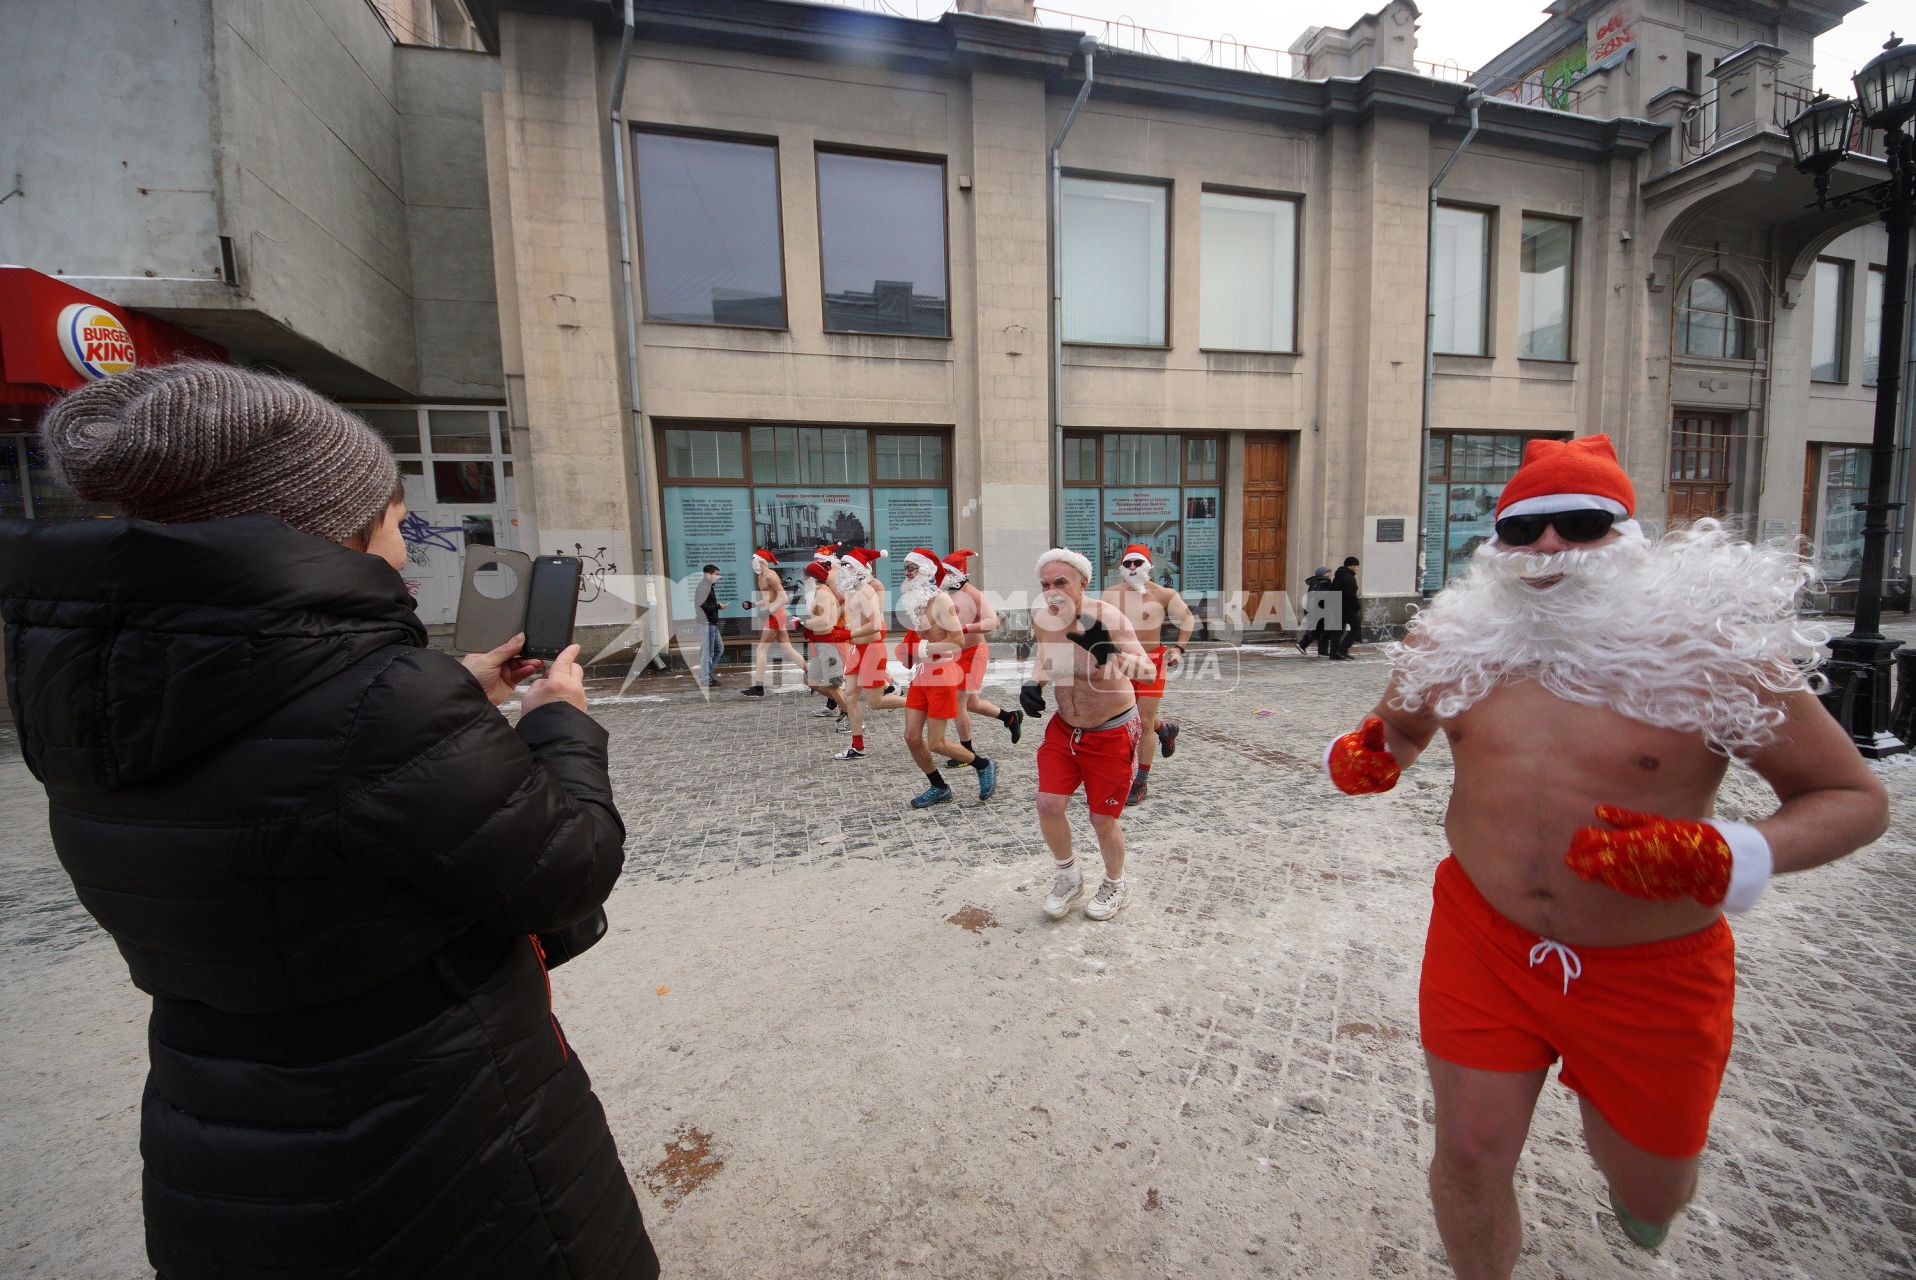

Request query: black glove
[
  {"left": 1019, "top": 681, "right": 1046, "bottom": 717},
  {"left": 1069, "top": 616, "right": 1119, "bottom": 665}
]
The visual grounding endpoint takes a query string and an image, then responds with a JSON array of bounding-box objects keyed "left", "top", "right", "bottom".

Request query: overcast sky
[{"left": 841, "top": 0, "right": 1901, "bottom": 91}]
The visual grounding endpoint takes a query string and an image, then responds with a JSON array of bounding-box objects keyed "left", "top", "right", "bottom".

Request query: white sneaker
[
  {"left": 812, "top": 704, "right": 838, "bottom": 718},
  {"left": 1042, "top": 870, "right": 1084, "bottom": 920},
  {"left": 834, "top": 746, "right": 866, "bottom": 761},
  {"left": 1084, "top": 878, "right": 1130, "bottom": 921},
  {"left": 835, "top": 712, "right": 851, "bottom": 732}
]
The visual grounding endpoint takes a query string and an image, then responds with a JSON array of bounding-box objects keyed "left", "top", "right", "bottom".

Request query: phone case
[{"left": 453, "top": 548, "right": 534, "bottom": 654}]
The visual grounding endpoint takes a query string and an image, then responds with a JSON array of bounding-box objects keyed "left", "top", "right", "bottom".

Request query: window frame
[
  {"left": 1675, "top": 273, "right": 1751, "bottom": 361},
  {"left": 1516, "top": 213, "right": 1577, "bottom": 363},
  {"left": 1431, "top": 202, "right": 1495, "bottom": 358},
  {"left": 350, "top": 403, "right": 512, "bottom": 511},
  {"left": 1809, "top": 257, "right": 1852, "bottom": 384},
  {"left": 1059, "top": 170, "right": 1174, "bottom": 350},
  {"left": 654, "top": 421, "right": 950, "bottom": 491},
  {"left": 1197, "top": 184, "right": 1303, "bottom": 356},
  {"left": 630, "top": 124, "right": 791, "bottom": 333},
  {"left": 1863, "top": 265, "right": 1885, "bottom": 388},
  {"left": 812, "top": 144, "right": 953, "bottom": 340}
]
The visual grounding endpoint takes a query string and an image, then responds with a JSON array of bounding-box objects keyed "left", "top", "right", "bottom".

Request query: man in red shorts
[
  {"left": 1023, "top": 548, "right": 1153, "bottom": 922},
  {"left": 942, "top": 549, "right": 1023, "bottom": 749},
  {"left": 1101, "top": 543, "right": 1194, "bottom": 804},
  {"left": 836, "top": 546, "right": 903, "bottom": 759},
  {"left": 800, "top": 560, "right": 857, "bottom": 751},
  {"left": 1324, "top": 435, "right": 1888, "bottom": 1275},
  {"left": 740, "top": 548, "right": 806, "bottom": 698},
  {"left": 895, "top": 548, "right": 994, "bottom": 808}
]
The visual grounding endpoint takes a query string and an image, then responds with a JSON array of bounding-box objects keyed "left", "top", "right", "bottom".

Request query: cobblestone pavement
[{"left": 2, "top": 629, "right": 1914, "bottom": 1278}]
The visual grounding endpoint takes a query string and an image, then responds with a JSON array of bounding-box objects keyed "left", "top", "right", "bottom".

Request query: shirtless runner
[
  {"left": 941, "top": 548, "right": 1024, "bottom": 749},
  {"left": 894, "top": 548, "right": 995, "bottom": 808},
  {"left": 740, "top": 548, "right": 805, "bottom": 697},
  {"left": 1023, "top": 548, "right": 1154, "bottom": 923},
  {"left": 804, "top": 543, "right": 846, "bottom": 721},
  {"left": 836, "top": 547, "right": 904, "bottom": 759},
  {"left": 800, "top": 561, "right": 855, "bottom": 751},
  {"left": 1102, "top": 543, "right": 1194, "bottom": 805},
  {"left": 1325, "top": 436, "right": 1888, "bottom": 1277}
]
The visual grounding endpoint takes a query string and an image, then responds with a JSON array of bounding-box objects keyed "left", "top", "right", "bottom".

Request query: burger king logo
[{"left": 57, "top": 303, "right": 138, "bottom": 380}]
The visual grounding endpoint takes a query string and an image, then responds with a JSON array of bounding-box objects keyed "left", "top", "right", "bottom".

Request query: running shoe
[
  {"left": 1608, "top": 1189, "right": 1672, "bottom": 1250},
  {"left": 975, "top": 759, "right": 997, "bottom": 802},
  {"left": 1156, "top": 721, "right": 1179, "bottom": 759},
  {"left": 1005, "top": 708, "right": 1024, "bottom": 745},
  {"left": 1042, "top": 871, "right": 1084, "bottom": 920},
  {"left": 833, "top": 746, "right": 866, "bottom": 761},
  {"left": 910, "top": 784, "right": 953, "bottom": 809},
  {"left": 742, "top": 684, "right": 765, "bottom": 697},
  {"left": 1084, "top": 878, "right": 1130, "bottom": 921},
  {"left": 835, "top": 712, "right": 850, "bottom": 732},
  {"left": 1126, "top": 773, "right": 1147, "bottom": 805},
  {"left": 811, "top": 704, "right": 837, "bottom": 718}
]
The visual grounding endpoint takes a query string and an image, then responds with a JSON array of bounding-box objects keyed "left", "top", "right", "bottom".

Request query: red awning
[{"left": 0, "top": 267, "right": 226, "bottom": 405}]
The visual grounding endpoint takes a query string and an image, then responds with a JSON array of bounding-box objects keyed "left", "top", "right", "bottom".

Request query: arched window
[{"left": 1676, "top": 275, "right": 1748, "bottom": 359}]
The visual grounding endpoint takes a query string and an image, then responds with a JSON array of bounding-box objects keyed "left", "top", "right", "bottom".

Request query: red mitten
[
  {"left": 895, "top": 630, "right": 922, "bottom": 667},
  {"left": 1565, "top": 805, "right": 1772, "bottom": 911},
  {"left": 1324, "top": 716, "right": 1400, "bottom": 795}
]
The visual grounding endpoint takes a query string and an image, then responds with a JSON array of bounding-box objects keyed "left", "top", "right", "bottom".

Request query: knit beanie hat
[{"left": 39, "top": 360, "right": 400, "bottom": 544}]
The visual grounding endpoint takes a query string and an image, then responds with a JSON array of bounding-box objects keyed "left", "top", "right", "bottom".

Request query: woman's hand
[
  {"left": 522, "top": 644, "right": 588, "bottom": 716},
  {"left": 462, "top": 633, "right": 544, "bottom": 706}
]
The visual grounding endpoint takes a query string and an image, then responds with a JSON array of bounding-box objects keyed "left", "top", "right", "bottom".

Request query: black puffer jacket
[{"left": 0, "top": 515, "right": 657, "bottom": 1279}]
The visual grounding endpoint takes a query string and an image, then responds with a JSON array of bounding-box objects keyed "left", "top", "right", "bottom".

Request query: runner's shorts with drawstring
[
  {"left": 1419, "top": 855, "right": 1736, "bottom": 1159},
  {"left": 1036, "top": 706, "right": 1142, "bottom": 818}
]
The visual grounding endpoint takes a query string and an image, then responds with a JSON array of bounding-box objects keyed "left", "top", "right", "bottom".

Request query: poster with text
[
  {"left": 1182, "top": 487, "right": 1220, "bottom": 595},
  {"left": 873, "top": 487, "right": 951, "bottom": 597},
  {"left": 754, "top": 489, "right": 872, "bottom": 598},
  {"left": 662, "top": 486, "right": 752, "bottom": 625},
  {"left": 1060, "top": 488, "right": 1100, "bottom": 580},
  {"left": 1101, "top": 488, "right": 1183, "bottom": 590},
  {"left": 1421, "top": 483, "right": 1448, "bottom": 592}
]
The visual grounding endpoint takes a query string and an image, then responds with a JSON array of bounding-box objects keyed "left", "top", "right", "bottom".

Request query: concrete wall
[{"left": 0, "top": 0, "right": 224, "bottom": 283}]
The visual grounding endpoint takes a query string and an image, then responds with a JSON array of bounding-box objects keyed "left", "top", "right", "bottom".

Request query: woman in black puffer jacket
[{"left": 1, "top": 363, "right": 658, "bottom": 1278}]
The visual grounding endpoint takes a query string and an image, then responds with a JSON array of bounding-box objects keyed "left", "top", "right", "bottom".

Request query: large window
[
  {"left": 1060, "top": 431, "right": 1222, "bottom": 596},
  {"left": 1200, "top": 190, "right": 1298, "bottom": 352},
  {"left": 1811, "top": 258, "right": 1850, "bottom": 382},
  {"left": 1863, "top": 266, "right": 1884, "bottom": 387},
  {"left": 1517, "top": 216, "right": 1574, "bottom": 360},
  {"left": 1432, "top": 205, "right": 1491, "bottom": 356},
  {"left": 1817, "top": 445, "right": 1870, "bottom": 583},
  {"left": 634, "top": 131, "right": 786, "bottom": 328},
  {"left": 1061, "top": 177, "right": 1168, "bottom": 346},
  {"left": 816, "top": 151, "right": 948, "bottom": 337},
  {"left": 1676, "top": 275, "right": 1747, "bottom": 360},
  {"left": 657, "top": 424, "right": 950, "bottom": 629},
  {"left": 1422, "top": 431, "right": 1562, "bottom": 590}
]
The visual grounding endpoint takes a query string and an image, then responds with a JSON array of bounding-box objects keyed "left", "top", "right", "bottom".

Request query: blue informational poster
[
  {"left": 753, "top": 488, "right": 871, "bottom": 602},
  {"left": 1060, "top": 488, "right": 1100, "bottom": 576},
  {"left": 872, "top": 487, "right": 951, "bottom": 596},
  {"left": 1100, "top": 487, "right": 1182, "bottom": 590},
  {"left": 1182, "top": 486, "right": 1220, "bottom": 595},
  {"left": 662, "top": 486, "right": 752, "bottom": 622}
]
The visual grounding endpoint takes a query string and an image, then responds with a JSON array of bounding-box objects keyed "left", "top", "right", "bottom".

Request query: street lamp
[{"left": 1786, "top": 35, "right": 1916, "bottom": 758}]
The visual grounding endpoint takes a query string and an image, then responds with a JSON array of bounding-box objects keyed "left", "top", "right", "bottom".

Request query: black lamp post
[{"left": 1787, "top": 35, "right": 1916, "bottom": 758}]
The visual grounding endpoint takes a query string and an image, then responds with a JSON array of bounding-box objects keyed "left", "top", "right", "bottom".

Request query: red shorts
[
  {"left": 852, "top": 634, "right": 889, "bottom": 690},
  {"left": 905, "top": 657, "right": 963, "bottom": 720},
  {"left": 764, "top": 609, "right": 790, "bottom": 632},
  {"left": 1130, "top": 646, "right": 1168, "bottom": 698},
  {"left": 1419, "top": 856, "right": 1735, "bottom": 1160},
  {"left": 1036, "top": 709, "right": 1142, "bottom": 818},
  {"left": 959, "top": 642, "right": 988, "bottom": 692}
]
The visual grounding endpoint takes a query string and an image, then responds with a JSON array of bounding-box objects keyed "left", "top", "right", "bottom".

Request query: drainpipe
[
  {"left": 608, "top": 0, "right": 664, "bottom": 663},
  {"left": 1049, "top": 36, "right": 1097, "bottom": 544},
  {"left": 1416, "top": 90, "right": 1482, "bottom": 595}
]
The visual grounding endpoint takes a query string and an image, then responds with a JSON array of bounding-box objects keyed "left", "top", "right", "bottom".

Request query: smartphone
[{"left": 523, "top": 556, "right": 583, "bottom": 660}]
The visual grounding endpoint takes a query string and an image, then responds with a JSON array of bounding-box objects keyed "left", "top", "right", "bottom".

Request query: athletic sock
[
  {"left": 1053, "top": 857, "right": 1078, "bottom": 877},
  {"left": 852, "top": 734, "right": 864, "bottom": 751},
  {"left": 926, "top": 770, "right": 947, "bottom": 789},
  {"left": 960, "top": 739, "right": 974, "bottom": 755},
  {"left": 826, "top": 697, "right": 838, "bottom": 711},
  {"left": 997, "top": 709, "right": 1015, "bottom": 725},
  {"left": 1103, "top": 875, "right": 1125, "bottom": 888},
  {"left": 970, "top": 754, "right": 991, "bottom": 770},
  {"left": 1138, "top": 764, "right": 1151, "bottom": 774}
]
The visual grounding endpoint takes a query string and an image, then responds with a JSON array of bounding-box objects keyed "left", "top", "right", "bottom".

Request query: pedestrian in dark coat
[
  {"left": 1332, "top": 556, "right": 1363, "bottom": 658},
  {"left": 1297, "top": 566, "right": 1337, "bottom": 656},
  {"left": 0, "top": 362, "right": 658, "bottom": 1279}
]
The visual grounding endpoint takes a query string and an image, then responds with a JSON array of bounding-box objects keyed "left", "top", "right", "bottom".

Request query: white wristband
[{"left": 1713, "top": 820, "right": 1773, "bottom": 913}]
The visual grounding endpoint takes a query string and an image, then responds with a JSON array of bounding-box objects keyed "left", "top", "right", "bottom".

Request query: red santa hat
[
  {"left": 1036, "top": 547, "right": 1093, "bottom": 582},
  {"left": 840, "top": 546, "right": 886, "bottom": 578},
  {"left": 751, "top": 548, "right": 778, "bottom": 572},
  {"left": 813, "top": 543, "right": 840, "bottom": 563},
  {"left": 1120, "top": 543, "right": 1153, "bottom": 566},
  {"left": 1495, "top": 434, "right": 1637, "bottom": 523},
  {"left": 903, "top": 547, "right": 943, "bottom": 578},
  {"left": 939, "top": 548, "right": 977, "bottom": 587},
  {"left": 803, "top": 561, "right": 833, "bottom": 585}
]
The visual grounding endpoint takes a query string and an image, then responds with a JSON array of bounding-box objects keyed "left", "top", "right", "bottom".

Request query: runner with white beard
[
  {"left": 1101, "top": 543, "right": 1194, "bottom": 804},
  {"left": 943, "top": 549, "right": 1024, "bottom": 748},
  {"left": 1324, "top": 435, "right": 1888, "bottom": 1276},
  {"left": 897, "top": 548, "right": 995, "bottom": 808},
  {"left": 802, "top": 543, "right": 845, "bottom": 721}
]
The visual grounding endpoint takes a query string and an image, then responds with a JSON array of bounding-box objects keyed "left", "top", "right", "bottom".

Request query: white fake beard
[
  {"left": 1387, "top": 519, "right": 1827, "bottom": 760},
  {"left": 1035, "top": 589, "right": 1075, "bottom": 630},
  {"left": 831, "top": 566, "right": 866, "bottom": 596},
  {"left": 897, "top": 576, "right": 937, "bottom": 629},
  {"left": 1120, "top": 567, "right": 1150, "bottom": 592}
]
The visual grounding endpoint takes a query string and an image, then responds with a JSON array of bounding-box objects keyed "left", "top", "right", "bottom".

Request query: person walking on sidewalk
[
  {"left": 1024, "top": 548, "right": 1153, "bottom": 923},
  {"left": 1298, "top": 565, "right": 1336, "bottom": 656},
  {"left": 1102, "top": 542, "right": 1194, "bottom": 805},
  {"left": 943, "top": 548, "right": 1023, "bottom": 748},
  {"left": 0, "top": 362, "right": 657, "bottom": 1279},
  {"left": 1332, "top": 555, "right": 1363, "bottom": 658},
  {"left": 1323, "top": 435, "right": 1886, "bottom": 1275},
  {"left": 741, "top": 548, "right": 805, "bottom": 697},
  {"left": 840, "top": 547, "right": 906, "bottom": 754},
  {"left": 897, "top": 548, "right": 995, "bottom": 808},
  {"left": 693, "top": 563, "right": 727, "bottom": 688}
]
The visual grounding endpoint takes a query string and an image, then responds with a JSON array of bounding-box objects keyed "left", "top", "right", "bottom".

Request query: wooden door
[
  {"left": 1668, "top": 411, "right": 1733, "bottom": 525},
  {"left": 1242, "top": 436, "right": 1289, "bottom": 627}
]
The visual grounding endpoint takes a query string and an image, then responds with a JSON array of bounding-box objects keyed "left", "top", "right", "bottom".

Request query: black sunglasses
[
  {"left": 1121, "top": 558, "right": 1147, "bottom": 568},
  {"left": 1494, "top": 509, "right": 1616, "bottom": 547}
]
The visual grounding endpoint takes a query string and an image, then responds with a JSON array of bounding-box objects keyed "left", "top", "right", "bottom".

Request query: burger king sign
[{"left": 57, "top": 302, "right": 138, "bottom": 380}]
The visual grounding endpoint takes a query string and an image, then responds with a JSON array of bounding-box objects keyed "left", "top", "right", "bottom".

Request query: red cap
[
  {"left": 813, "top": 543, "right": 840, "bottom": 562},
  {"left": 803, "top": 561, "right": 832, "bottom": 584},
  {"left": 1495, "top": 434, "right": 1636, "bottom": 520},
  {"left": 753, "top": 548, "right": 778, "bottom": 565},
  {"left": 1121, "top": 544, "right": 1152, "bottom": 564},
  {"left": 844, "top": 546, "right": 887, "bottom": 569}
]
